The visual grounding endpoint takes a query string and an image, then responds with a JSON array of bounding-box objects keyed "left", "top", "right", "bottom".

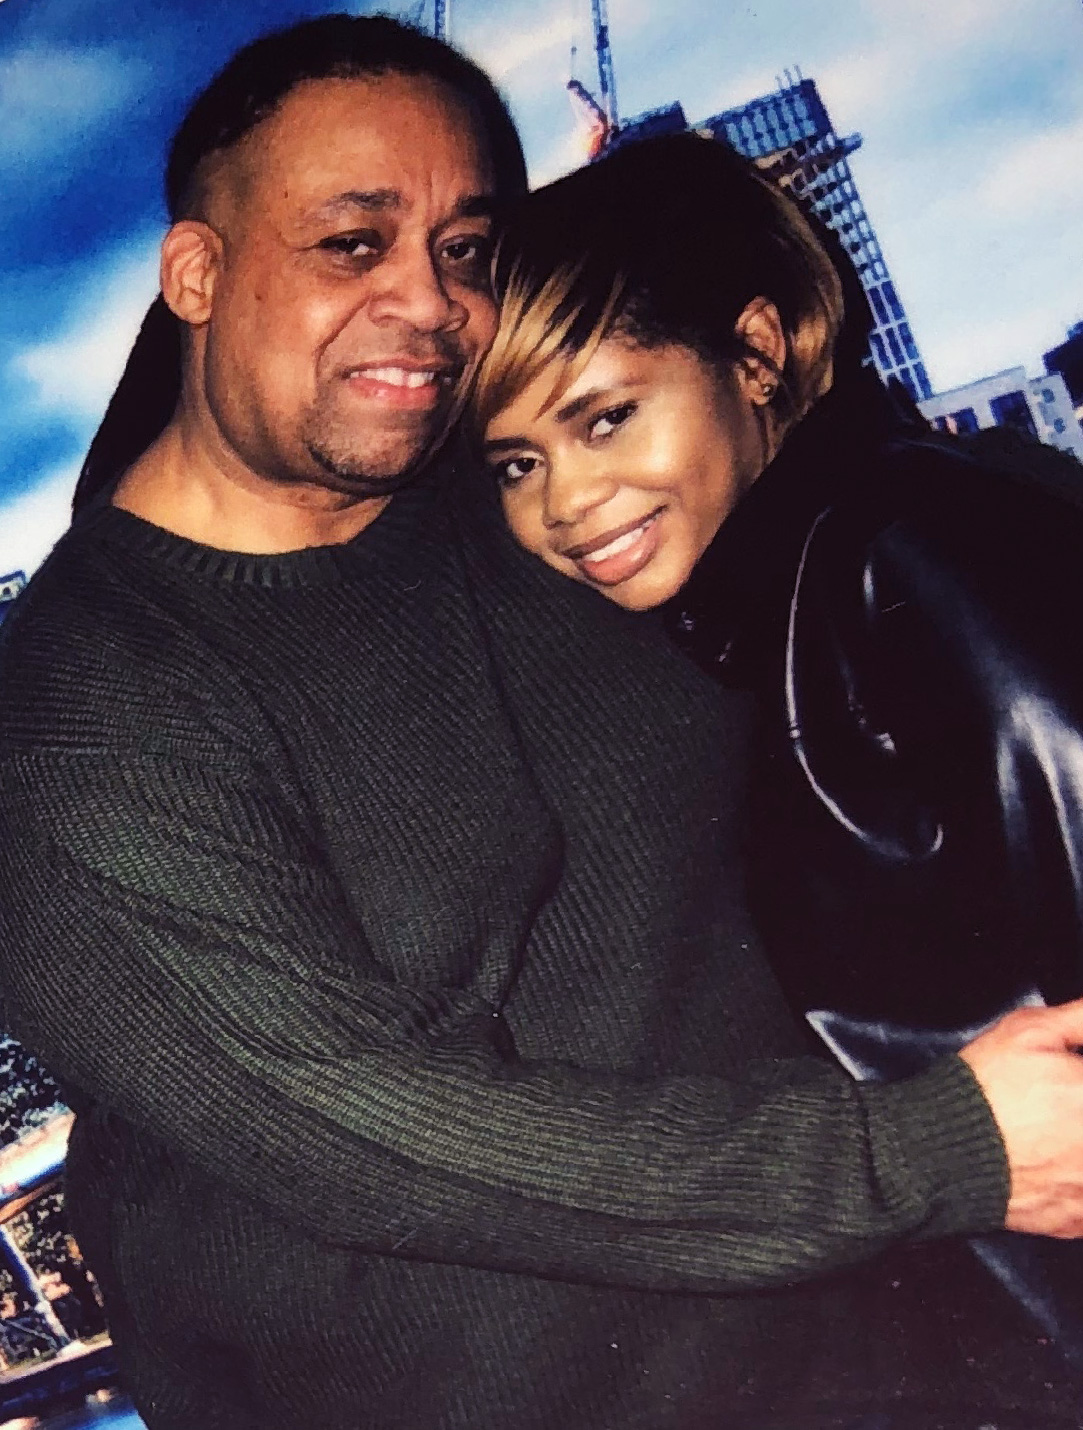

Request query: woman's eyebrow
[{"left": 553, "top": 389, "right": 608, "bottom": 424}]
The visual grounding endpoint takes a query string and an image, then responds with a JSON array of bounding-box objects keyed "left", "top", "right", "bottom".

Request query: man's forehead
[{"left": 248, "top": 73, "right": 493, "bottom": 194}]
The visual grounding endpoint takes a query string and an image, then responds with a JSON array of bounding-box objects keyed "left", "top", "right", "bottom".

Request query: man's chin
[
  {"left": 305, "top": 435, "right": 445, "bottom": 498},
  {"left": 305, "top": 412, "right": 456, "bottom": 496}
]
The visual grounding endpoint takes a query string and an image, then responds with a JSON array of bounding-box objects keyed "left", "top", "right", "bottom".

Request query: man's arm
[{"left": 0, "top": 744, "right": 1030, "bottom": 1292}]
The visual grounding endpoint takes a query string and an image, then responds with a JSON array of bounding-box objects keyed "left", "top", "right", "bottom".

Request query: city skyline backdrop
[{"left": 2, "top": 0, "right": 1082, "bottom": 577}]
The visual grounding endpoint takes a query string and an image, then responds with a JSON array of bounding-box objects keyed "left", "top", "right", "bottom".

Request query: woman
[
  {"left": 474, "top": 131, "right": 1083, "bottom": 1038},
  {"left": 473, "top": 132, "right": 1083, "bottom": 1373}
]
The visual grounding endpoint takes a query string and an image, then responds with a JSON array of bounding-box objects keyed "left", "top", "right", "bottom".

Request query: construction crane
[
  {"left": 590, "top": 0, "right": 618, "bottom": 129},
  {"left": 566, "top": 0, "right": 619, "bottom": 157}
]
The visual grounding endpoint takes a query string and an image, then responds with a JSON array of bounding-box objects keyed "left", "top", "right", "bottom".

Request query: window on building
[
  {"left": 870, "top": 332, "right": 889, "bottom": 370},
  {"left": 950, "top": 408, "right": 980, "bottom": 434},
  {"left": 899, "top": 323, "right": 919, "bottom": 361},
  {"left": 1054, "top": 418, "right": 1067, "bottom": 433},
  {"left": 883, "top": 281, "right": 904, "bottom": 321},
  {"left": 868, "top": 287, "right": 889, "bottom": 325},
  {"left": 886, "top": 328, "right": 905, "bottom": 368},
  {"left": 989, "top": 390, "right": 1038, "bottom": 438},
  {"left": 1042, "top": 388, "right": 1056, "bottom": 403},
  {"left": 914, "top": 364, "right": 931, "bottom": 400}
]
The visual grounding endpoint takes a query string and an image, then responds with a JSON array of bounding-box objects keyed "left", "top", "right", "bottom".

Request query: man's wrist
[{"left": 862, "top": 1054, "right": 1009, "bottom": 1240}]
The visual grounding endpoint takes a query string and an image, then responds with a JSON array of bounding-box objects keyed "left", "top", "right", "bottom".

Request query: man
[{"left": 2, "top": 15, "right": 1083, "bottom": 1429}]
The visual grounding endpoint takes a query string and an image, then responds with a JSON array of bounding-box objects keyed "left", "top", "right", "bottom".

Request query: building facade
[
  {"left": 1045, "top": 321, "right": 1083, "bottom": 414},
  {"left": 611, "top": 77, "right": 933, "bottom": 402},
  {"left": 919, "top": 366, "right": 1083, "bottom": 462}
]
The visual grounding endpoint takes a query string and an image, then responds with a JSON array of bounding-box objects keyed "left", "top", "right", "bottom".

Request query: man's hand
[{"left": 960, "top": 999, "right": 1083, "bottom": 1238}]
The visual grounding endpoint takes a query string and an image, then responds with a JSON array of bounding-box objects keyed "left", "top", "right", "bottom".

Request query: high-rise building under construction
[{"left": 610, "top": 78, "right": 933, "bottom": 402}]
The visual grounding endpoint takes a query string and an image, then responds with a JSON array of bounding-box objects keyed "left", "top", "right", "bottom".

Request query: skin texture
[
  {"left": 115, "top": 73, "right": 498, "bottom": 552},
  {"left": 485, "top": 304, "right": 785, "bottom": 612},
  {"left": 960, "top": 1000, "right": 1083, "bottom": 1237}
]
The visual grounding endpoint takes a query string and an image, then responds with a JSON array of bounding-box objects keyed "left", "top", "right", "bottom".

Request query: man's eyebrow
[
  {"left": 318, "top": 189, "right": 403, "bottom": 217},
  {"left": 449, "top": 195, "right": 496, "bottom": 221},
  {"left": 315, "top": 192, "right": 495, "bottom": 221}
]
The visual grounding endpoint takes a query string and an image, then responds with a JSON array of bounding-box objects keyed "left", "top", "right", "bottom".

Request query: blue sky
[{"left": 3, "top": 0, "right": 1082, "bottom": 576}]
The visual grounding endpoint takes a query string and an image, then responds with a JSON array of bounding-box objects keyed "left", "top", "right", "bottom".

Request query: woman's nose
[{"left": 542, "top": 458, "right": 618, "bottom": 529}]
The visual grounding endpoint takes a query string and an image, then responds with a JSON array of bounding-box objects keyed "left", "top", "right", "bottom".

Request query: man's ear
[
  {"left": 160, "top": 221, "right": 223, "bottom": 326},
  {"left": 733, "top": 297, "right": 787, "bottom": 404}
]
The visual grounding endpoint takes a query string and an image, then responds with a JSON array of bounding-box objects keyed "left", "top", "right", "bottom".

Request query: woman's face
[{"left": 483, "top": 338, "right": 768, "bottom": 610}]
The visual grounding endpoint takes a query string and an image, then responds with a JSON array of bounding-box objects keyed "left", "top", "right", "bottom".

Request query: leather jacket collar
[{"left": 662, "top": 364, "right": 901, "bottom": 679}]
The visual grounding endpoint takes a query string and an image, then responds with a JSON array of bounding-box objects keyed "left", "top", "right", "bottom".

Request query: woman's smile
[{"left": 562, "top": 508, "right": 666, "bottom": 586}]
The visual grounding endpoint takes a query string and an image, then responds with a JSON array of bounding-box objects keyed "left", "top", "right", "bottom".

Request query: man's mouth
[
  {"left": 342, "top": 361, "right": 457, "bottom": 410},
  {"left": 562, "top": 509, "right": 665, "bottom": 586}
]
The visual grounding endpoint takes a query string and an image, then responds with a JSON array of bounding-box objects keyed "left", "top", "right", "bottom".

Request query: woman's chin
[{"left": 598, "top": 562, "right": 690, "bottom": 612}]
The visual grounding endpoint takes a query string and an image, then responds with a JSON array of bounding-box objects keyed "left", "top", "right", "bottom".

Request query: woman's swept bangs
[{"left": 473, "top": 255, "right": 627, "bottom": 433}]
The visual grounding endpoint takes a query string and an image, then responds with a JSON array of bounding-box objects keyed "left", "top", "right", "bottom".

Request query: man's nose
[
  {"left": 367, "top": 240, "right": 467, "bottom": 334},
  {"left": 542, "top": 457, "right": 619, "bottom": 529}
]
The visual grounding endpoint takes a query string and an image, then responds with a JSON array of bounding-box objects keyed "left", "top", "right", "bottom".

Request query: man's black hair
[{"left": 72, "top": 14, "right": 526, "bottom": 514}]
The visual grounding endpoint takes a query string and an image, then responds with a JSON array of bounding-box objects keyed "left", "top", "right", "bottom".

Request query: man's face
[{"left": 197, "top": 73, "right": 499, "bottom": 495}]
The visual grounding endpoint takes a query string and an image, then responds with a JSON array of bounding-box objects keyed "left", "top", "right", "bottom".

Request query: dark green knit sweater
[{"left": 0, "top": 457, "right": 1055, "bottom": 1428}]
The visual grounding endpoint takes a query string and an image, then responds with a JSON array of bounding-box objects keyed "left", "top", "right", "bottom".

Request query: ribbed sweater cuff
[{"left": 864, "top": 1054, "right": 1009, "bottom": 1239}]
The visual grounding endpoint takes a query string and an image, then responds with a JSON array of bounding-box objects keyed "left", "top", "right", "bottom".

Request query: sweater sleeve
[{"left": 0, "top": 746, "right": 1007, "bottom": 1293}]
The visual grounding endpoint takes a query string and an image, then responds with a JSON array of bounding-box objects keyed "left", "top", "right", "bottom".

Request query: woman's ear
[
  {"left": 160, "top": 221, "right": 223, "bottom": 327},
  {"left": 733, "top": 298, "right": 787, "bottom": 406}
]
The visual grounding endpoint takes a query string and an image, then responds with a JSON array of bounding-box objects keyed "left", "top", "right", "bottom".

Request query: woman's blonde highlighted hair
[{"left": 474, "top": 133, "right": 852, "bottom": 437}]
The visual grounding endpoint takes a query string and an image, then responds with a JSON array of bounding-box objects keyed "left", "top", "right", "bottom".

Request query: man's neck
[{"left": 112, "top": 421, "right": 392, "bottom": 554}]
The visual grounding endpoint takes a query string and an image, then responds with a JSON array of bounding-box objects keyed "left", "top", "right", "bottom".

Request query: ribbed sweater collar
[{"left": 71, "top": 457, "right": 453, "bottom": 591}]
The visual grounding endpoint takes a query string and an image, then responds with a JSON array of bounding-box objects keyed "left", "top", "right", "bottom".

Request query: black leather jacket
[{"left": 665, "top": 365, "right": 1083, "bottom": 1034}]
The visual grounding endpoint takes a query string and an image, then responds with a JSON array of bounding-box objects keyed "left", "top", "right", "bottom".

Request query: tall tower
[
  {"left": 700, "top": 77, "right": 932, "bottom": 401},
  {"left": 433, "top": 0, "right": 449, "bottom": 41},
  {"left": 609, "top": 77, "right": 932, "bottom": 401}
]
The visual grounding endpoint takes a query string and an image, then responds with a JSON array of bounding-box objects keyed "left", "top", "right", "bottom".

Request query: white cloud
[
  {"left": 0, "top": 45, "right": 146, "bottom": 167},
  {"left": 529, "top": 120, "right": 593, "bottom": 186},
  {"left": 693, "top": 64, "right": 785, "bottom": 125},
  {"left": 472, "top": 11, "right": 582, "bottom": 84},
  {"left": 12, "top": 240, "right": 161, "bottom": 423},
  {"left": 814, "top": 45, "right": 898, "bottom": 126},
  {"left": 0, "top": 464, "right": 77, "bottom": 581},
  {"left": 973, "top": 116, "right": 1083, "bottom": 222}
]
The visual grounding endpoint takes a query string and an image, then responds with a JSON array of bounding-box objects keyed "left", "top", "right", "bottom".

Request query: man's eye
[
  {"left": 490, "top": 454, "right": 540, "bottom": 489},
  {"left": 441, "top": 234, "right": 492, "bottom": 269},
  {"left": 589, "top": 403, "right": 636, "bottom": 440},
  {"left": 319, "top": 231, "right": 382, "bottom": 259}
]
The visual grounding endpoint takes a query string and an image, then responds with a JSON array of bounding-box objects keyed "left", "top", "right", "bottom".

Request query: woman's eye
[
  {"left": 491, "top": 454, "right": 540, "bottom": 489},
  {"left": 588, "top": 402, "right": 636, "bottom": 440},
  {"left": 320, "top": 231, "right": 382, "bottom": 259}
]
